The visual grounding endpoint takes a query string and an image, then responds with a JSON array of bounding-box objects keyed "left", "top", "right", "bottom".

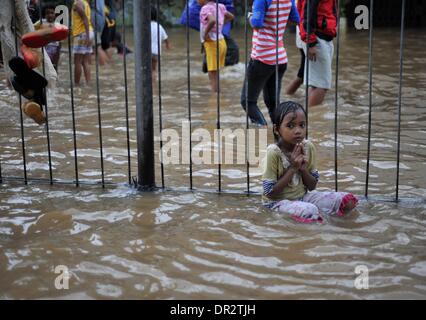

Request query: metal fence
[{"left": 0, "top": 0, "right": 416, "bottom": 203}]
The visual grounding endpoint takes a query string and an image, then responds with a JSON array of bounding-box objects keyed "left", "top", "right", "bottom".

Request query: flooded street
[{"left": 0, "top": 25, "right": 425, "bottom": 299}]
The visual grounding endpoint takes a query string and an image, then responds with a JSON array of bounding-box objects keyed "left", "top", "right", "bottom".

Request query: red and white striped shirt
[{"left": 251, "top": 0, "right": 292, "bottom": 65}]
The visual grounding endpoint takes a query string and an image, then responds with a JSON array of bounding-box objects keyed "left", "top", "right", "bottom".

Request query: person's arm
[
  {"left": 305, "top": 0, "right": 321, "bottom": 46},
  {"left": 203, "top": 14, "right": 216, "bottom": 41},
  {"left": 269, "top": 167, "right": 298, "bottom": 197},
  {"left": 262, "top": 148, "right": 281, "bottom": 198},
  {"left": 224, "top": 11, "right": 234, "bottom": 25},
  {"left": 75, "top": 0, "right": 90, "bottom": 44},
  {"left": 300, "top": 164, "right": 317, "bottom": 191},
  {"left": 288, "top": 0, "right": 300, "bottom": 25},
  {"left": 164, "top": 39, "right": 171, "bottom": 50},
  {"left": 250, "top": 0, "right": 269, "bottom": 29},
  {"left": 268, "top": 144, "right": 304, "bottom": 197},
  {"left": 161, "top": 26, "right": 171, "bottom": 50},
  {"left": 303, "top": 0, "right": 321, "bottom": 61},
  {"left": 299, "top": 143, "right": 318, "bottom": 191}
]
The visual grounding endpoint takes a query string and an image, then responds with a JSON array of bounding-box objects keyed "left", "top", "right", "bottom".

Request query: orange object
[
  {"left": 22, "top": 24, "right": 69, "bottom": 48},
  {"left": 20, "top": 45, "right": 41, "bottom": 69}
]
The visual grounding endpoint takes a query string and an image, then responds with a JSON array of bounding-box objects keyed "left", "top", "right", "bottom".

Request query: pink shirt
[{"left": 200, "top": 2, "right": 226, "bottom": 42}]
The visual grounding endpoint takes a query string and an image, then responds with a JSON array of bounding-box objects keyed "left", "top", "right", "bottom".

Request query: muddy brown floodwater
[{"left": 0, "top": 26, "right": 425, "bottom": 299}]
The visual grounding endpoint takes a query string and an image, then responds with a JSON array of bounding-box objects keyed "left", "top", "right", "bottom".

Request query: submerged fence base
[{"left": 1, "top": 176, "right": 425, "bottom": 207}]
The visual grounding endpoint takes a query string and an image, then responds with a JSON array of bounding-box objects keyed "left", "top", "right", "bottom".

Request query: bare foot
[{"left": 343, "top": 200, "right": 356, "bottom": 214}]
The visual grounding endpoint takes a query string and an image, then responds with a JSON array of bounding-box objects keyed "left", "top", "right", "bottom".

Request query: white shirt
[{"left": 151, "top": 21, "right": 168, "bottom": 55}]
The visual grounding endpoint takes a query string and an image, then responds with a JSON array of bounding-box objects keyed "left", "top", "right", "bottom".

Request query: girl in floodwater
[{"left": 261, "top": 101, "right": 358, "bottom": 223}]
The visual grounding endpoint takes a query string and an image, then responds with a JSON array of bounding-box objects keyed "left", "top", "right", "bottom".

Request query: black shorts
[
  {"left": 101, "top": 23, "right": 111, "bottom": 50},
  {"left": 297, "top": 48, "right": 305, "bottom": 79}
]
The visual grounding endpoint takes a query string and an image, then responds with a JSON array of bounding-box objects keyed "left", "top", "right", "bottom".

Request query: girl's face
[
  {"left": 197, "top": 0, "right": 207, "bottom": 6},
  {"left": 276, "top": 109, "right": 306, "bottom": 146}
]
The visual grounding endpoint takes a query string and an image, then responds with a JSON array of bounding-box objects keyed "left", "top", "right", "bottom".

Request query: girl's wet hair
[
  {"left": 273, "top": 101, "right": 306, "bottom": 141},
  {"left": 273, "top": 101, "right": 306, "bottom": 127}
]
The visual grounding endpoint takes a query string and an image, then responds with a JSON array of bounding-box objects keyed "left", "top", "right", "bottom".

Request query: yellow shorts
[{"left": 203, "top": 38, "right": 227, "bottom": 72}]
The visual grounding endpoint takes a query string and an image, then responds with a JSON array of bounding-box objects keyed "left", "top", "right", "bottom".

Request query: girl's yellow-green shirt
[{"left": 261, "top": 140, "right": 317, "bottom": 205}]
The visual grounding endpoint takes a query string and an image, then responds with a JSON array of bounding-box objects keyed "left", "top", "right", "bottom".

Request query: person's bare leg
[
  {"left": 74, "top": 54, "right": 83, "bottom": 85},
  {"left": 208, "top": 71, "right": 218, "bottom": 92},
  {"left": 97, "top": 46, "right": 109, "bottom": 66},
  {"left": 308, "top": 87, "right": 328, "bottom": 107},
  {"left": 83, "top": 54, "right": 91, "bottom": 84},
  {"left": 106, "top": 47, "right": 114, "bottom": 60},
  {"left": 151, "top": 57, "right": 157, "bottom": 84},
  {"left": 285, "top": 76, "right": 303, "bottom": 95},
  {"left": 5, "top": 77, "right": 12, "bottom": 89}
]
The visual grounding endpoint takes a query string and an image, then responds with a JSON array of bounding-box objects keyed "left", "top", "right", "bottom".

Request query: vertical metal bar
[
  {"left": 94, "top": 0, "right": 105, "bottom": 187},
  {"left": 334, "top": 0, "right": 340, "bottom": 192},
  {"left": 13, "top": 6, "right": 28, "bottom": 185},
  {"left": 185, "top": 0, "right": 193, "bottom": 190},
  {"left": 216, "top": 0, "right": 222, "bottom": 192},
  {"left": 134, "top": 0, "right": 155, "bottom": 189},
  {"left": 395, "top": 0, "right": 406, "bottom": 202},
  {"left": 38, "top": 0, "right": 53, "bottom": 184},
  {"left": 245, "top": 0, "right": 249, "bottom": 194},
  {"left": 122, "top": 0, "right": 131, "bottom": 185},
  {"left": 305, "top": 0, "right": 310, "bottom": 138},
  {"left": 68, "top": 0, "right": 79, "bottom": 187},
  {"left": 365, "top": 0, "right": 374, "bottom": 198},
  {"left": 275, "top": 0, "right": 279, "bottom": 119},
  {"left": 156, "top": 0, "right": 165, "bottom": 188}
]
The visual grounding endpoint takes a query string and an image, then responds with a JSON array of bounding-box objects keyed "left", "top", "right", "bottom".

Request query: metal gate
[{"left": 0, "top": 0, "right": 422, "bottom": 204}]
